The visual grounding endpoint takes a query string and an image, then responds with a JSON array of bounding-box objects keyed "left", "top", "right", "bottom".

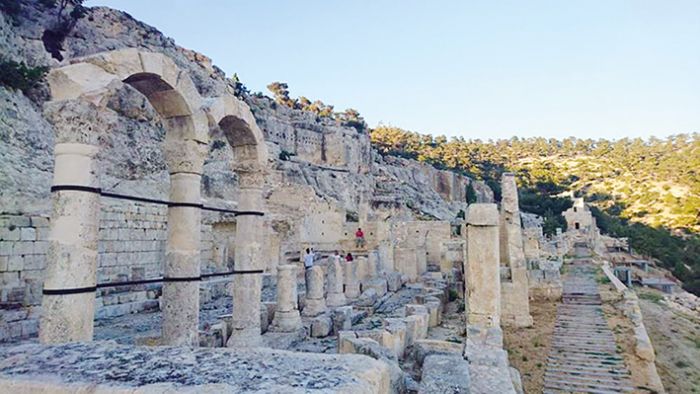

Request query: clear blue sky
[{"left": 88, "top": 0, "right": 700, "bottom": 140}]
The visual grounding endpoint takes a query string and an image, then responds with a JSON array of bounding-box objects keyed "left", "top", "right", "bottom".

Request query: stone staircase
[{"left": 544, "top": 261, "right": 634, "bottom": 394}]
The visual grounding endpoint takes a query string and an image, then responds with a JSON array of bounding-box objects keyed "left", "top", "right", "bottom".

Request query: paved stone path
[{"left": 544, "top": 260, "right": 634, "bottom": 393}]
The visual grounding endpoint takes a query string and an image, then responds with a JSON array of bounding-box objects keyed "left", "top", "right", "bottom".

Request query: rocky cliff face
[{"left": 0, "top": 2, "right": 492, "bottom": 221}]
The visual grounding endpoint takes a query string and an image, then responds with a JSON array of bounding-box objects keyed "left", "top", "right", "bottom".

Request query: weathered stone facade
[
  {"left": 0, "top": 3, "right": 536, "bottom": 393},
  {"left": 498, "top": 174, "right": 533, "bottom": 327}
]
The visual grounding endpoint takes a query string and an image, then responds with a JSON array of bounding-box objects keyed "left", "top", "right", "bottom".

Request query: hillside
[{"left": 371, "top": 126, "right": 700, "bottom": 294}]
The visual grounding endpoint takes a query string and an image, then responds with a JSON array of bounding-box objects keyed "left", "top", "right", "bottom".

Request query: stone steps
[{"left": 544, "top": 259, "right": 633, "bottom": 394}]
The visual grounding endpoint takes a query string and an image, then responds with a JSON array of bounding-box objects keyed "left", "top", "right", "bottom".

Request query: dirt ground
[
  {"left": 503, "top": 298, "right": 558, "bottom": 394},
  {"left": 637, "top": 290, "right": 700, "bottom": 394},
  {"left": 599, "top": 284, "right": 662, "bottom": 393}
]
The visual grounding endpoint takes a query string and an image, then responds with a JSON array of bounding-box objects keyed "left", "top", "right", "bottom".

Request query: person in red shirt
[
  {"left": 345, "top": 252, "right": 354, "bottom": 262},
  {"left": 355, "top": 227, "right": 365, "bottom": 248}
]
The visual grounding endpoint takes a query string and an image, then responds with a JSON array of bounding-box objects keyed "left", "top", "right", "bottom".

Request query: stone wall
[{"left": 0, "top": 199, "right": 230, "bottom": 342}]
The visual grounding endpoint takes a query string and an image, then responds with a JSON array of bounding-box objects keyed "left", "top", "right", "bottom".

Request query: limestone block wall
[
  {"left": 522, "top": 227, "right": 542, "bottom": 263},
  {"left": 395, "top": 221, "right": 451, "bottom": 267},
  {"left": 0, "top": 200, "right": 224, "bottom": 342},
  {"left": 0, "top": 214, "right": 49, "bottom": 308}
]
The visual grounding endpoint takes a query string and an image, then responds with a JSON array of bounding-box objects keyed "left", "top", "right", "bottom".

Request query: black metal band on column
[
  {"left": 50, "top": 185, "right": 265, "bottom": 216},
  {"left": 43, "top": 286, "right": 97, "bottom": 295},
  {"left": 167, "top": 202, "right": 204, "bottom": 209},
  {"left": 51, "top": 185, "right": 102, "bottom": 194},
  {"left": 42, "top": 269, "right": 267, "bottom": 294},
  {"left": 235, "top": 211, "right": 265, "bottom": 217},
  {"left": 231, "top": 269, "right": 265, "bottom": 275},
  {"left": 162, "top": 276, "right": 202, "bottom": 283}
]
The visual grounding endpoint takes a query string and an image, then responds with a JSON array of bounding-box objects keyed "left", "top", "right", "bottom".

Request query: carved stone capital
[{"left": 44, "top": 99, "right": 104, "bottom": 146}]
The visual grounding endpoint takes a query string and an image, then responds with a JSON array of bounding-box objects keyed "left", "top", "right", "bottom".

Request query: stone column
[
  {"left": 344, "top": 261, "right": 361, "bottom": 299},
  {"left": 303, "top": 265, "right": 327, "bottom": 316},
  {"left": 356, "top": 256, "right": 369, "bottom": 281},
  {"left": 499, "top": 173, "right": 533, "bottom": 327},
  {"left": 162, "top": 138, "right": 207, "bottom": 346},
  {"left": 465, "top": 203, "right": 501, "bottom": 328},
  {"left": 326, "top": 257, "right": 347, "bottom": 307},
  {"left": 40, "top": 100, "right": 101, "bottom": 344},
  {"left": 367, "top": 250, "right": 379, "bottom": 278},
  {"left": 270, "top": 264, "right": 302, "bottom": 332},
  {"left": 228, "top": 169, "right": 265, "bottom": 347}
]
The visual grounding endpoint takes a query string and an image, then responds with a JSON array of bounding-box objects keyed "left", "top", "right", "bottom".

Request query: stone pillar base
[
  {"left": 502, "top": 314, "right": 533, "bottom": 328},
  {"left": 227, "top": 327, "right": 263, "bottom": 348},
  {"left": 465, "top": 324, "right": 504, "bottom": 349},
  {"left": 270, "top": 310, "right": 302, "bottom": 332},
  {"left": 302, "top": 298, "right": 327, "bottom": 317},
  {"left": 326, "top": 292, "right": 347, "bottom": 307}
]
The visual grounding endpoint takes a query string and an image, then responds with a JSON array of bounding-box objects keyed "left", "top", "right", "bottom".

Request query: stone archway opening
[
  {"left": 203, "top": 96, "right": 268, "bottom": 347},
  {"left": 40, "top": 49, "right": 264, "bottom": 346}
]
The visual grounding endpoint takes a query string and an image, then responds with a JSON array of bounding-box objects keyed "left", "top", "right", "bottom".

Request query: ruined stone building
[{"left": 0, "top": 3, "right": 583, "bottom": 393}]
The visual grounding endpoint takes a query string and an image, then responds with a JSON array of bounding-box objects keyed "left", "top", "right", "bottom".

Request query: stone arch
[
  {"left": 41, "top": 49, "right": 210, "bottom": 346},
  {"left": 202, "top": 96, "right": 268, "bottom": 347}
]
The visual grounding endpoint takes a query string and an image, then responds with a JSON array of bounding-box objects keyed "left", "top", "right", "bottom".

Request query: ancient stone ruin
[{"left": 0, "top": 4, "right": 667, "bottom": 393}]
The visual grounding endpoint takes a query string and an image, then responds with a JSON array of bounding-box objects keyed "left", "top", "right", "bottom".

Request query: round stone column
[
  {"left": 270, "top": 264, "right": 302, "bottom": 332},
  {"left": 302, "top": 265, "right": 326, "bottom": 316},
  {"left": 344, "top": 261, "right": 361, "bottom": 300},
  {"left": 367, "top": 250, "right": 379, "bottom": 278},
  {"left": 40, "top": 100, "right": 101, "bottom": 344},
  {"left": 326, "top": 258, "right": 347, "bottom": 307},
  {"left": 227, "top": 170, "right": 265, "bottom": 347},
  {"left": 162, "top": 170, "right": 202, "bottom": 346}
]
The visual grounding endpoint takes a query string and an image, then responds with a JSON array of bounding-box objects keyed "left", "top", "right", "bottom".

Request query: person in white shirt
[{"left": 304, "top": 248, "right": 315, "bottom": 269}]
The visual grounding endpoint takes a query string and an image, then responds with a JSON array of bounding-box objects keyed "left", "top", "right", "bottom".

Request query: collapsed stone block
[
  {"left": 383, "top": 318, "right": 408, "bottom": 358},
  {"left": 311, "top": 315, "right": 333, "bottom": 338},
  {"left": 421, "top": 296, "right": 443, "bottom": 327},
  {"left": 331, "top": 306, "right": 353, "bottom": 334},
  {"left": 356, "top": 329, "right": 393, "bottom": 348},
  {"left": 405, "top": 304, "right": 430, "bottom": 339},
  {"left": 362, "top": 278, "right": 388, "bottom": 298},
  {"left": 385, "top": 272, "right": 403, "bottom": 292},
  {"left": 356, "top": 288, "right": 379, "bottom": 307},
  {"left": 418, "top": 354, "right": 470, "bottom": 394},
  {"left": 336, "top": 334, "right": 406, "bottom": 393},
  {"left": 411, "top": 339, "right": 463, "bottom": 367},
  {"left": 401, "top": 314, "right": 424, "bottom": 346}
]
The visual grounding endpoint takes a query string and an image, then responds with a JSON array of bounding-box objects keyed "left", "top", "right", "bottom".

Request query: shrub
[
  {"left": 278, "top": 150, "right": 294, "bottom": 161},
  {"left": 0, "top": 60, "right": 49, "bottom": 94},
  {"left": 638, "top": 292, "right": 664, "bottom": 304},
  {"left": 448, "top": 289, "right": 459, "bottom": 302}
]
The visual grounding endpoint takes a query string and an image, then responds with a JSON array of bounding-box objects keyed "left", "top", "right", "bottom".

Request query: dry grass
[
  {"left": 503, "top": 299, "right": 558, "bottom": 394},
  {"left": 638, "top": 296, "right": 700, "bottom": 394}
]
